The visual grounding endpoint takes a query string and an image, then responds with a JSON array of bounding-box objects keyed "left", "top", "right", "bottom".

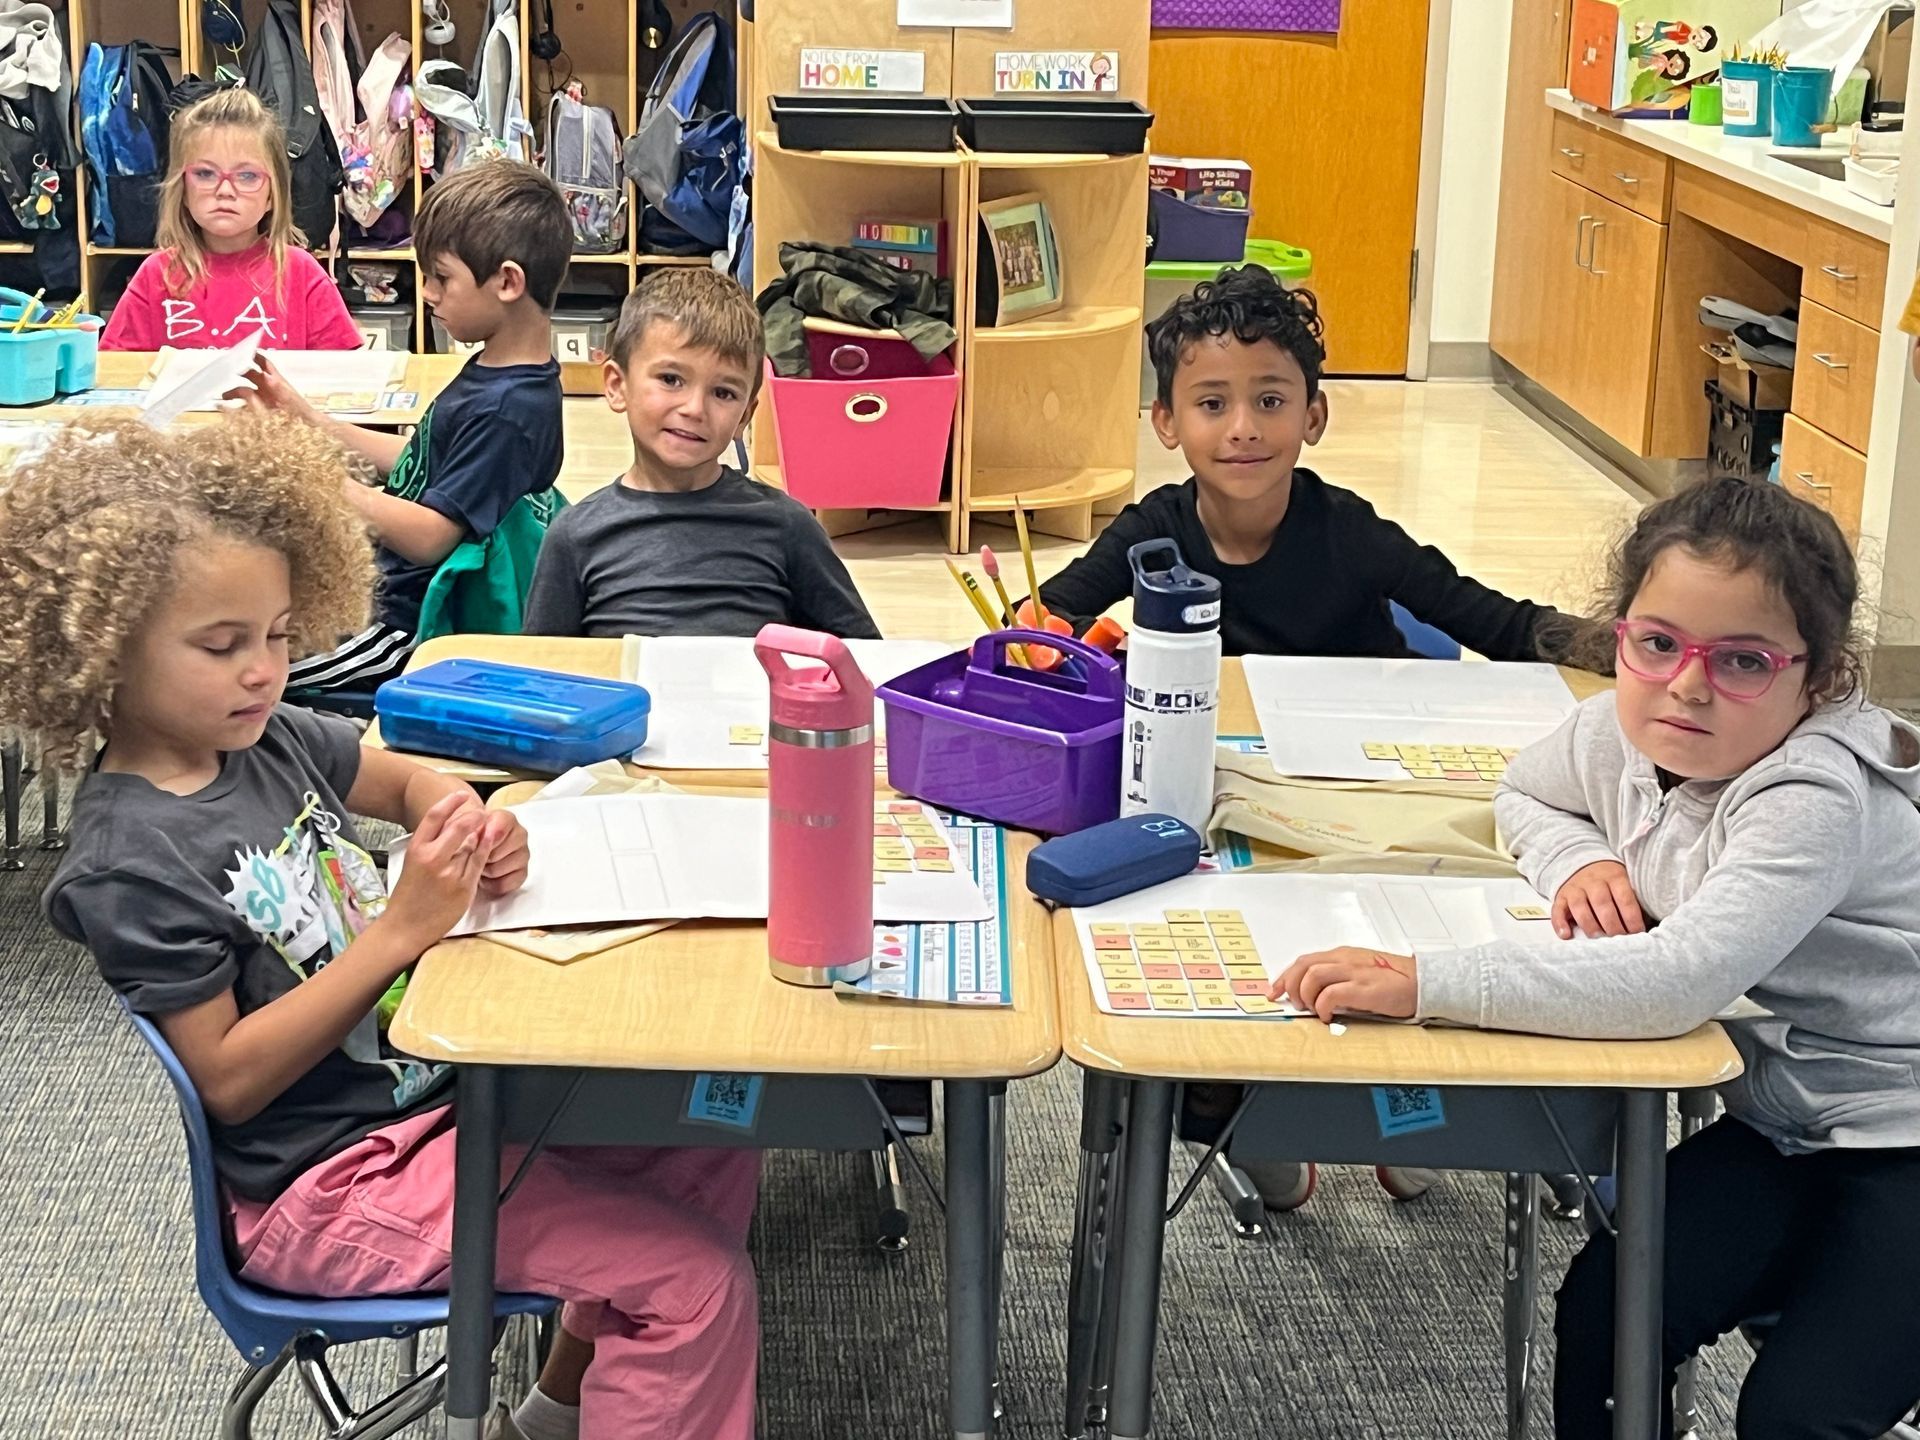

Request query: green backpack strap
[{"left": 413, "top": 486, "right": 569, "bottom": 643}]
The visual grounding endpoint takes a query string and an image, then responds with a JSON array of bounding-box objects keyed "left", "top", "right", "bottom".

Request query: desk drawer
[
  {"left": 1549, "top": 113, "right": 1671, "bottom": 222},
  {"left": 1792, "top": 300, "right": 1878, "bottom": 452},
  {"left": 1801, "top": 219, "right": 1888, "bottom": 328},
  {"left": 1780, "top": 414, "right": 1867, "bottom": 543}
]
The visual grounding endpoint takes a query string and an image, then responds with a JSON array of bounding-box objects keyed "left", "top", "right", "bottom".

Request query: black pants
[{"left": 1555, "top": 1116, "right": 1920, "bottom": 1440}]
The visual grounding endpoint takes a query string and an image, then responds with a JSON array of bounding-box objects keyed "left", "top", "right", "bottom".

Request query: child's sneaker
[
  {"left": 1375, "top": 1165, "right": 1439, "bottom": 1201},
  {"left": 1237, "top": 1159, "right": 1318, "bottom": 1212}
]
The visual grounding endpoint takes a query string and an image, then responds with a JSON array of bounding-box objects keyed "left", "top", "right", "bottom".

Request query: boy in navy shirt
[{"left": 243, "top": 161, "right": 571, "bottom": 691}]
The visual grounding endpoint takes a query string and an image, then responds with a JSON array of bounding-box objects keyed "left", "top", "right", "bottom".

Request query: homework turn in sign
[{"left": 994, "top": 51, "right": 1120, "bottom": 93}]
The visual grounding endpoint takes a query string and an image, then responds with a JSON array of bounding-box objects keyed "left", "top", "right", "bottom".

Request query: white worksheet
[
  {"left": 143, "top": 341, "right": 407, "bottom": 418},
  {"left": 631, "top": 635, "right": 953, "bottom": 770},
  {"left": 1073, "top": 872, "right": 1553, "bottom": 1019},
  {"left": 1242, "top": 656, "right": 1578, "bottom": 782}
]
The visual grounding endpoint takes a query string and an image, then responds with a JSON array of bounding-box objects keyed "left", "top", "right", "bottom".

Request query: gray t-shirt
[
  {"left": 44, "top": 706, "right": 448, "bottom": 1200},
  {"left": 522, "top": 468, "right": 882, "bottom": 640}
]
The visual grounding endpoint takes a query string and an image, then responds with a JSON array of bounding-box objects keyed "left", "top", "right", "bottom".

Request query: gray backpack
[{"left": 545, "top": 83, "right": 625, "bottom": 253}]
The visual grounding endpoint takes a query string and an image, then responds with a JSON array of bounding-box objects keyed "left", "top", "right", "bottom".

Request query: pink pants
[{"left": 230, "top": 1106, "right": 761, "bottom": 1440}]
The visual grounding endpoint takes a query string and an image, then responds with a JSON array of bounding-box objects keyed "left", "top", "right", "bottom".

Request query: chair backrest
[
  {"left": 1390, "top": 601, "right": 1463, "bottom": 661},
  {"left": 119, "top": 1000, "right": 295, "bottom": 1363}
]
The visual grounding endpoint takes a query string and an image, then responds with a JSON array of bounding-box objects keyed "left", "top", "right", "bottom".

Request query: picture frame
[{"left": 977, "top": 192, "right": 1065, "bottom": 327}]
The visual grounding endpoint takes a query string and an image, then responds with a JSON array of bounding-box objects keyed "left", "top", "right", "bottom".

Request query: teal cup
[
  {"left": 1721, "top": 59, "right": 1774, "bottom": 137},
  {"left": 1772, "top": 65, "right": 1833, "bottom": 148}
]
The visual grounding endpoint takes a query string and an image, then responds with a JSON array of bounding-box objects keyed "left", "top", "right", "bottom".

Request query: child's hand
[
  {"left": 477, "top": 809, "right": 530, "bottom": 899},
  {"left": 227, "top": 355, "right": 320, "bottom": 425},
  {"left": 1552, "top": 860, "right": 1645, "bottom": 939},
  {"left": 386, "top": 792, "right": 488, "bottom": 949},
  {"left": 1272, "top": 947, "right": 1418, "bottom": 1024}
]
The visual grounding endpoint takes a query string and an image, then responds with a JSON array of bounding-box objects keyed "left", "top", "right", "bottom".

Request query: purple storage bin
[
  {"left": 1149, "top": 187, "right": 1253, "bottom": 264},
  {"left": 878, "top": 629, "right": 1124, "bottom": 836}
]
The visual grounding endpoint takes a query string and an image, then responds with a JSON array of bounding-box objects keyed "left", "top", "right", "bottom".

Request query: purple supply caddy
[{"left": 878, "top": 629, "right": 1125, "bottom": 836}]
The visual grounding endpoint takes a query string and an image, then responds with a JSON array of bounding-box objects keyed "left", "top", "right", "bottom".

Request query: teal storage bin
[
  {"left": 0, "top": 330, "right": 63, "bottom": 405},
  {"left": 0, "top": 286, "right": 102, "bottom": 397},
  {"left": 1772, "top": 66, "right": 1833, "bottom": 149},
  {"left": 1721, "top": 59, "right": 1775, "bottom": 137}
]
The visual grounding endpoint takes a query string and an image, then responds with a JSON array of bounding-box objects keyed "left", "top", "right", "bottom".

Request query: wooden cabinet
[
  {"left": 1793, "top": 301, "right": 1879, "bottom": 453},
  {"left": 1801, "top": 218, "right": 1890, "bottom": 328},
  {"left": 1491, "top": 1, "right": 1572, "bottom": 384},
  {"left": 1537, "top": 175, "right": 1665, "bottom": 453},
  {"left": 1780, "top": 414, "right": 1868, "bottom": 541},
  {"left": 1550, "top": 113, "right": 1673, "bottom": 223}
]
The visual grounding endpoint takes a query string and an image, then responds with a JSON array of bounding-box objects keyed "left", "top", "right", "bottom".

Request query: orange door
[{"left": 1147, "top": 6, "right": 1432, "bottom": 375}]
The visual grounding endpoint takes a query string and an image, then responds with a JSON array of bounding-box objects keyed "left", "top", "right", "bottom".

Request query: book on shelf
[
  {"left": 1148, "top": 155, "right": 1253, "bottom": 211},
  {"left": 853, "top": 217, "right": 949, "bottom": 277}
]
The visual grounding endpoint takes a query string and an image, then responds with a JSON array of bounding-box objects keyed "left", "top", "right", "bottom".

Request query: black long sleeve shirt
[{"left": 1036, "top": 471, "right": 1573, "bottom": 661}]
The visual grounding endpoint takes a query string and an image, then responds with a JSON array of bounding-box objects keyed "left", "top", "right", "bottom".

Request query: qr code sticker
[
  {"left": 1371, "top": 1084, "right": 1447, "bottom": 1138},
  {"left": 685, "top": 1072, "right": 764, "bottom": 1132}
]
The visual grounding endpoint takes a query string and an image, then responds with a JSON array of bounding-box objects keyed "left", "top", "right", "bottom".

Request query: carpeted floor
[{"left": 0, "top": 769, "right": 1756, "bottom": 1439}]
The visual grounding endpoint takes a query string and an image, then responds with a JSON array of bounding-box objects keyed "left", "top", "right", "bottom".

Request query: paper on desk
[
  {"left": 144, "top": 342, "right": 407, "bottom": 417},
  {"left": 1242, "top": 656, "right": 1577, "bottom": 782},
  {"left": 141, "top": 331, "right": 260, "bottom": 428},
  {"left": 874, "top": 800, "right": 992, "bottom": 922},
  {"left": 631, "top": 635, "right": 953, "bottom": 770}
]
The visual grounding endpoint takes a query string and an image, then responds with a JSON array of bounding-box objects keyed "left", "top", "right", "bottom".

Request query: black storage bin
[
  {"left": 957, "top": 98, "right": 1154, "bottom": 154},
  {"left": 768, "top": 96, "right": 959, "bottom": 152},
  {"left": 1705, "top": 379, "right": 1787, "bottom": 484}
]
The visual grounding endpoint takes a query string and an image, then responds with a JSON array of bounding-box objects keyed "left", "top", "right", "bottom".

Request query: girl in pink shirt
[{"left": 101, "top": 89, "right": 363, "bottom": 351}]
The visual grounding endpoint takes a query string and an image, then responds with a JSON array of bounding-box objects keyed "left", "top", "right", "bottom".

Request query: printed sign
[
  {"left": 1371, "top": 1085, "right": 1448, "bottom": 1139},
  {"left": 900, "top": 0, "right": 1013, "bottom": 26},
  {"left": 685, "top": 1072, "right": 765, "bottom": 1131},
  {"left": 994, "top": 50, "right": 1121, "bottom": 93},
  {"left": 800, "top": 47, "right": 928, "bottom": 93}
]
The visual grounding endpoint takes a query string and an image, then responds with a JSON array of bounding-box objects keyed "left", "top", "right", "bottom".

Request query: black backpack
[
  {"left": 78, "top": 40, "right": 176, "bottom": 248},
  {"left": 243, "top": 0, "right": 341, "bottom": 247}
]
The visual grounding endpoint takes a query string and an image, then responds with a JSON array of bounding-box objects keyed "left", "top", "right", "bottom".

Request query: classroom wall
[{"left": 1429, "top": 0, "right": 1515, "bottom": 351}]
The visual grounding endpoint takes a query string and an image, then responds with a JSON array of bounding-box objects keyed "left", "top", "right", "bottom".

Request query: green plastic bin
[{"left": 1140, "top": 239, "right": 1313, "bottom": 407}]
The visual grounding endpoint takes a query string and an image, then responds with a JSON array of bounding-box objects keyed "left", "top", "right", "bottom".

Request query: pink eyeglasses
[
  {"left": 1614, "top": 619, "right": 1807, "bottom": 701},
  {"left": 184, "top": 163, "right": 269, "bottom": 195}
]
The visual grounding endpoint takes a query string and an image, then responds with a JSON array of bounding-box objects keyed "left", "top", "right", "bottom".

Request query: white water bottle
[{"left": 1120, "top": 539, "right": 1222, "bottom": 834}]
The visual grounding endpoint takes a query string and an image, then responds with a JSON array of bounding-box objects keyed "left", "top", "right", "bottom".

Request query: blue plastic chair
[
  {"left": 1389, "top": 601, "right": 1463, "bottom": 661},
  {"left": 121, "top": 1002, "right": 554, "bottom": 1439}
]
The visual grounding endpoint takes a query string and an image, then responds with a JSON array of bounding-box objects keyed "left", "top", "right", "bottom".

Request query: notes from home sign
[{"left": 1151, "top": 0, "right": 1341, "bottom": 32}]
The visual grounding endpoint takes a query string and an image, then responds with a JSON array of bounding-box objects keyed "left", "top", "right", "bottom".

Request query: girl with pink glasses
[
  {"left": 101, "top": 88, "right": 361, "bottom": 352},
  {"left": 1279, "top": 477, "right": 1920, "bottom": 1438}
]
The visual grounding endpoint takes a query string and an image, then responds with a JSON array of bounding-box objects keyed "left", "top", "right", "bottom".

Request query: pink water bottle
[{"left": 755, "top": 624, "right": 875, "bottom": 986}]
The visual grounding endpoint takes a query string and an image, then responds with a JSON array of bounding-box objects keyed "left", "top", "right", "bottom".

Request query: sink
[{"left": 1769, "top": 152, "right": 1848, "bottom": 181}]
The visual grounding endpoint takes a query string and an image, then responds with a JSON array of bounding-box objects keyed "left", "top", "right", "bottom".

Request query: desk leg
[
  {"left": 946, "top": 1079, "right": 996, "bottom": 1440},
  {"left": 1106, "top": 1080, "right": 1175, "bottom": 1440},
  {"left": 1613, "top": 1090, "right": 1667, "bottom": 1440},
  {"left": 989, "top": 1087, "right": 1007, "bottom": 1424},
  {"left": 1065, "top": 1072, "right": 1128, "bottom": 1440},
  {"left": 2, "top": 740, "right": 23, "bottom": 872},
  {"left": 448, "top": 1066, "right": 502, "bottom": 1440},
  {"left": 1504, "top": 1172, "right": 1542, "bottom": 1440}
]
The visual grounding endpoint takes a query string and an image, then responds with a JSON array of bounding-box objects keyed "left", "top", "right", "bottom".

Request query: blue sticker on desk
[
  {"left": 1371, "top": 1085, "right": 1447, "bottom": 1138},
  {"left": 686, "top": 1072, "right": 764, "bottom": 1131}
]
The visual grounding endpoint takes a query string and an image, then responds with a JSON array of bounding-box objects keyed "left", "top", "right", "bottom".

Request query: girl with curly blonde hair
[
  {"left": 6, "top": 416, "right": 761, "bottom": 1440},
  {"left": 99, "top": 88, "right": 362, "bottom": 350}
]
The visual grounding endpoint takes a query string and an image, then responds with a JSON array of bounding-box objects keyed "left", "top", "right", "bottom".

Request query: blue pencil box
[
  {"left": 375, "top": 659, "right": 651, "bottom": 774},
  {"left": 1026, "top": 813, "right": 1204, "bottom": 907}
]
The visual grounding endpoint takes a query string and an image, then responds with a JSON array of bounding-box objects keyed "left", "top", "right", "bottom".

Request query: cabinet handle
[
  {"left": 1587, "top": 221, "right": 1607, "bottom": 276},
  {"left": 1560, "top": 146, "right": 1585, "bottom": 160},
  {"left": 1794, "top": 471, "right": 1832, "bottom": 492},
  {"left": 1612, "top": 171, "right": 1641, "bottom": 186},
  {"left": 1820, "top": 265, "right": 1858, "bottom": 282},
  {"left": 1574, "top": 215, "right": 1593, "bottom": 268},
  {"left": 1812, "top": 352, "right": 1849, "bottom": 371}
]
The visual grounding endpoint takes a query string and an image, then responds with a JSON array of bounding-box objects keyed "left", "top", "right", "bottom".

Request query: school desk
[
  {"left": 1048, "top": 907, "right": 1742, "bottom": 1440},
  {"left": 0, "top": 350, "right": 464, "bottom": 429},
  {"left": 389, "top": 781, "right": 1061, "bottom": 1440}
]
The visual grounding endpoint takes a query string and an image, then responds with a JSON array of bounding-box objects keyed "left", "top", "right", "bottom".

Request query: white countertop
[{"left": 1547, "top": 89, "right": 1893, "bottom": 243}]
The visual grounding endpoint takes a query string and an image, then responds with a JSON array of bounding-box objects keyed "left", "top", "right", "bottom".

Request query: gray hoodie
[{"left": 1417, "top": 692, "right": 1920, "bottom": 1152}]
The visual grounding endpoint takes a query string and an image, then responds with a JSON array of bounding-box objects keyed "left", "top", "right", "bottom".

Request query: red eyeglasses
[
  {"left": 184, "top": 163, "right": 269, "bottom": 195},
  {"left": 1614, "top": 620, "right": 1807, "bottom": 701}
]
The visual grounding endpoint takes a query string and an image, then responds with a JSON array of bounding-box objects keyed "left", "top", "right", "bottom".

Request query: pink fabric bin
[{"left": 765, "top": 355, "right": 958, "bottom": 509}]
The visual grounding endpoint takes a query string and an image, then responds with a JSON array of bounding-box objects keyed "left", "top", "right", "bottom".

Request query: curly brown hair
[
  {"left": 0, "top": 415, "right": 375, "bottom": 766},
  {"left": 1567, "top": 477, "right": 1863, "bottom": 701}
]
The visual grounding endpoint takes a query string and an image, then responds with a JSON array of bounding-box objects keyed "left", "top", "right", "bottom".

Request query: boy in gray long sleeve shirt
[
  {"left": 524, "top": 268, "right": 880, "bottom": 641},
  {"left": 1275, "top": 480, "right": 1920, "bottom": 1439}
]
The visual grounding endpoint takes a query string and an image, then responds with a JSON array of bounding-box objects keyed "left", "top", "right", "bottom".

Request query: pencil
[
  {"left": 11, "top": 287, "right": 43, "bottom": 334},
  {"left": 943, "top": 556, "right": 1006, "bottom": 634},
  {"left": 1010, "top": 498, "right": 1050, "bottom": 627}
]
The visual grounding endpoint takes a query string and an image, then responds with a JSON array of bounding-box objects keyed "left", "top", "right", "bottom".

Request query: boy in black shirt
[
  {"left": 244, "top": 161, "right": 571, "bottom": 690},
  {"left": 523, "top": 267, "right": 879, "bottom": 640},
  {"left": 1038, "top": 267, "right": 1572, "bottom": 661}
]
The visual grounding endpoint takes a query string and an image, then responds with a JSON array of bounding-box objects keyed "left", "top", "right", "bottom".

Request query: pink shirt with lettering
[{"left": 100, "top": 242, "right": 364, "bottom": 351}]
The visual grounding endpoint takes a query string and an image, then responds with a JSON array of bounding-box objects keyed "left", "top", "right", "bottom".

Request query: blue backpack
[
  {"left": 622, "top": 11, "right": 742, "bottom": 252},
  {"left": 79, "top": 41, "right": 175, "bottom": 247}
]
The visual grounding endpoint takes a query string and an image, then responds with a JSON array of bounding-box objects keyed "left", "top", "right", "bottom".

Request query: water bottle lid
[
  {"left": 1127, "top": 539, "right": 1221, "bottom": 635},
  {"left": 754, "top": 624, "right": 875, "bottom": 733}
]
